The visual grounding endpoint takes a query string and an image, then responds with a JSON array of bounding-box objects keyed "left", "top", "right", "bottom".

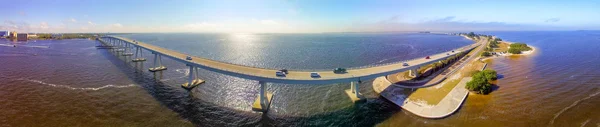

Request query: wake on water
[
  {"left": 19, "top": 78, "right": 137, "bottom": 91},
  {"left": 549, "top": 89, "right": 600, "bottom": 125},
  {"left": 159, "top": 68, "right": 189, "bottom": 82}
]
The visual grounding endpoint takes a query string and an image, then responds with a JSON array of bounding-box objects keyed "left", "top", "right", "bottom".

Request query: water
[{"left": 1, "top": 32, "right": 598, "bottom": 126}]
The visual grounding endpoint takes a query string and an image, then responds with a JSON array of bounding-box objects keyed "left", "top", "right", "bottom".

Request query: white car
[
  {"left": 276, "top": 71, "right": 286, "bottom": 77},
  {"left": 310, "top": 72, "right": 320, "bottom": 78}
]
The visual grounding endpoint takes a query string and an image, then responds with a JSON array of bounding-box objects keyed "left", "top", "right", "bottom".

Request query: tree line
[{"left": 508, "top": 43, "right": 532, "bottom": 54}]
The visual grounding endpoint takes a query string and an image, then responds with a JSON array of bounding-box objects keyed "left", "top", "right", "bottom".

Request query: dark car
[
  {"left": 186, "top": 56, "right": 192, "bottom": 60},
  {"left": 279, "top": 69, "right": 289, "bottom": 74},
  {"left": 425, "top": 56, "right": 430, "bottom": 59},
  {"left": 333, "top": 68, "right": 347, "bottom": 74}
]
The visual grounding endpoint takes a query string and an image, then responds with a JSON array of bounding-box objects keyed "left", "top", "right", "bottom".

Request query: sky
[{"left": 1, "top": 0, "right": 599, "bottom": 33}]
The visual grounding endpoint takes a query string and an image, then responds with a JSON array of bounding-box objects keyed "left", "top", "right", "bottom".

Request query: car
[
  {"left": 333, "top": 68, "right": 347, "bottom": 74},
  {"left": 403, "top": 62, "right": 409, "bottom": 66},
  {"left": 447, "top": 53, "right": 450, "bottom": 55},
  {"left": 186, "top": 56, "right": 192, "bottom": 60},
  {"left": 425, "top": 56, "right": 430, "bottom": 59},
  {"left": 276, "top": 71, "right": 286, "bottom": 77},
  {"left": 310, "top": 72, "right": 320, "bottom": 78},
  {"left": 452, "top": 50, "right": 455, "bottom": 53},
  {"left": 279, "top": 69, "right": 289, "bottom": 74}
]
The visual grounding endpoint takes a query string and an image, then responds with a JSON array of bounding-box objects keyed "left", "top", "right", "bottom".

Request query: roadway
[{"left": 102, "top": 36, "right": 480, "bottom": 84}]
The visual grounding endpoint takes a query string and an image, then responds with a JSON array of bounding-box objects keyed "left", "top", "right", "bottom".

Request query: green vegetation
[
  {"left": 32, "top": 33, "right": 102, "bottom": 40},
  {"left": 508, "top": 43, "right": 532, "bottom": 54},
  {"left": 465, "top": 70, "right": 497, "bottom": 94},
  {"left": 480, "top": 51, "right": 491, "bottom": 57}
]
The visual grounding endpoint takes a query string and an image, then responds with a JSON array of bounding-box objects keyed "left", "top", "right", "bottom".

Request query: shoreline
[
  {"left": 374, "top": 36, "right": 487, "bottom": 118},
  {"left": 481, "top": 41, "right": 536, "bottom": 61}
]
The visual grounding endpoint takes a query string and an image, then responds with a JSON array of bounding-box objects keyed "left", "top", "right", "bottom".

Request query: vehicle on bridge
[
  {"left": 426, "top": 56, "right": 430, "bottom": 59},
  {"left": 403, "top": 62, "right": 409, "bottom": 66},
  {"left": 279, "top": 69, "right": 289, "bottom": 74},
  {"left": 275, "top": 71, "right": 286, "bottom": 77},
  {"left": 310, "top": 72, "right": 320, "bottom": 78},
  {"left": 186, "top": 56, "right": 193, "bottom": 60},
  {"left": 333, "top": 68, "right": 347, "bottom": 74}
]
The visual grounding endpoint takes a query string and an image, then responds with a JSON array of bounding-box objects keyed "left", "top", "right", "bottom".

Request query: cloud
[
  {"left": 110, "top": 23, "right": 123, "bottom": 28},
  {"left": 545, "top": 18, "right": 560, "bottom": 23},
  {"left": 259, "top": 20, "right": 281, "bottom": 25},
  {"left": 345, "top": 15, "right": 569, "bottom": 32},
  {"left": 429, "top": 16, "right": 456, "bottom": 22},
  {"left": 69, "top": 18, "right": 77, "bottom": 23},
  {"left": 19, "top": 11, "right": 27, "bottom": 16},
  {"left": 184, "top": 22, "right": 217, "bottom": 29},
  {"left": 40, "top": 22, "right": 49, "bottom": 29},
  {"left": 87, "top": 21, "right": 96, "bottom": 26}
]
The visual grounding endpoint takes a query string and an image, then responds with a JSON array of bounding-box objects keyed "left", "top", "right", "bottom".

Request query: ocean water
[{"left": 1, "top": 32, "right": 598, "bottom": 126}]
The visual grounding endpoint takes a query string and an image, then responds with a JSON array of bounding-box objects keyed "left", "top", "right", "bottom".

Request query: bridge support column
[
  {"left": 149, "top": 53, "right": 167, "bottom": 72},
  {"left": 181, "top": 65, "right": 205, "bottom": 89},
  {"left": 409, "top": 68, "right": 419, "bottom": 78},
  {"left": 252, "top": 81, "right": 273, "bottom": 112},
  {"left": 122, "top": 42, "right": 133, "bottom": 56},
  {"left": 345, "top": 81, "right": 363, "bottom": 102},
  {"left": 116, "top": 40, "right": 124, "bottom": 52},
  {"left": 132, "top": 46, "right": 146, "bottom": 62}
]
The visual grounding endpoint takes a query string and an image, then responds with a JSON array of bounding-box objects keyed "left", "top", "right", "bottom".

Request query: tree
[
  {"left": 508, "top": 48, "right": 522, "bottom": 54},
  {"left": 481, "top": 51, "right": 491, "bottom": 57},
  {"left": 465, "top": 69, "right": 497, "bottom": 94},
  {"left": 481, "top": 70, "right": 498, "bottom": 80}
]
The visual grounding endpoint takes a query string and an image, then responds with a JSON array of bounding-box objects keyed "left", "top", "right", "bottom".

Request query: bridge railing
[{"left": 346, "top": 43, "right": 479, "bottom": 70}]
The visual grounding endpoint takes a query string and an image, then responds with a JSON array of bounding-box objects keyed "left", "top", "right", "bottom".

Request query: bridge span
[{"left": 97, "top": 35, "right": 480, "bottom": 112}]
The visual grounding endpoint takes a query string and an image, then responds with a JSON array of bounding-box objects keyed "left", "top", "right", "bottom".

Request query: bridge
[{"left": 97, "top": 35, "right": 480, "bottom": 112}]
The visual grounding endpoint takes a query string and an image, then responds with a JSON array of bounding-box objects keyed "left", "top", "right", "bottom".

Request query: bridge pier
[
  {"left": 345, "top": 81, "right": 364, "bottom": 102},
  {"left": 181, "top": 65, "right": 205, "bottom": 89},
  {"left": 149, "top": 53, "right": 167, "bottom": 72},
  {"left": 409, "top": 67, "right": 420, "bottom": 78},
  {"left": 122, "top": 43, "right": 133, "bottom": 56},
  {"left": 132, "top": 46, "right": 146, "bottom": 62},
  {"left": 116, "top": 40, "right": 125, "bottom": 52},
  {"left": 252, "top": 81, "right": 273, "bottom": 112}
]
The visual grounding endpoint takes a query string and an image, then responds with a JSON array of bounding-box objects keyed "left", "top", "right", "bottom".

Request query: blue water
[{"left": 119, "top": 33, "right": 472, "bottom": 70}]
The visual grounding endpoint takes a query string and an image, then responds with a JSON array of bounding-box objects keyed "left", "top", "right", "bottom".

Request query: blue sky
[{"left": 2, "top": 0, "right": 599, "bottom": 33}]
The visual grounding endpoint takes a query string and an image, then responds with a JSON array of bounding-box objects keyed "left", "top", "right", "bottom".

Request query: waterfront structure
[
  {"left": 0, "top": 31, "right": 8, "bottom": 37},
  {"left": 17, "top": 33, "right": 28, "bottom": 41},
  {"left": 9, "top": 31, "right": 17, "bottom": 39},
  {"left": 97, "top": 36, "right": 479, "bottom": 112}
]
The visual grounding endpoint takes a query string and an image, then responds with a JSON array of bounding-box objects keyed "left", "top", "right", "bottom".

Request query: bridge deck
[{"left": 102, "top": 36, "right": 480, "bottom": 84}]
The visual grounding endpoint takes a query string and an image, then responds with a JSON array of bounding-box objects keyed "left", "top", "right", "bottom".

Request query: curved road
[{"left": 101, "top": 36, "right": 480, "bottom": 84}]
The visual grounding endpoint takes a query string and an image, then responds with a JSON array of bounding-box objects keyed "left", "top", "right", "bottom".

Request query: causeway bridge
[{"left": 97, "top": 35, "right": 480, "bottom": 112}]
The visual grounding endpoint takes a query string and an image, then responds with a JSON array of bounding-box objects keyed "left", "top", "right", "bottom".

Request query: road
[{"left": 102, "top": 36, "right": 480, "bottom": 84}]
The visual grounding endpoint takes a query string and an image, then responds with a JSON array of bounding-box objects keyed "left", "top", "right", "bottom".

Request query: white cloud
[
  {"left": 87, "top": 21, "right": 96, "bottom": 26},
  {"left": 69, "top": 18, "right": 77, "bottom": 23},
  {"left": 110, "top": 23, "right": 123, "bottom": 28},
  {"left": 40, "top": 22, "right": 49, "bottom": 29},
  {"left": 184, "top": 22, "right": 217, "bottom": 29},
  {"left": 259, "top": 20, "right": 281, "bottom": 25}
]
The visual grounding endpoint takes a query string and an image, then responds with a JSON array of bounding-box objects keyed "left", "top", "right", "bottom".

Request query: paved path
[
  {"left": 379, "top": 77, "right": 471, "bottom": 118},
  {"left": 101, "top": 36, "right": 479, "bottom": 84}
]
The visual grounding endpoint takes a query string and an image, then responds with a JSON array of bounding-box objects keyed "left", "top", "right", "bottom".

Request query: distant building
[
  {"left": 9, "top": 31, "right": 17, "bottom": 38},
  {"left": 27, "top": 34, "right": 38, "bottom": 38},
  {"left": 0, "top": 31, "right": 9, "bottom": 37},
  {"left": 17, "top": 33, "right": 28, "bottom": 41}
]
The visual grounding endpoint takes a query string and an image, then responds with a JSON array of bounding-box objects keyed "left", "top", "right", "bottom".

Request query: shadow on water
[
  {"left": 96, "top": 41, "right": 401, "bottom": 126},
  {"left": 496, "top": 74, "right": 505, "bottom": 80}
]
